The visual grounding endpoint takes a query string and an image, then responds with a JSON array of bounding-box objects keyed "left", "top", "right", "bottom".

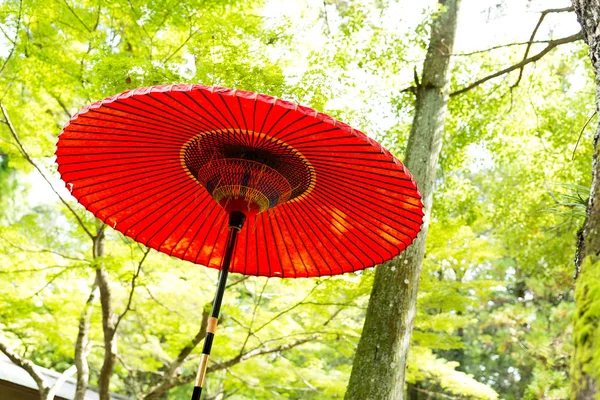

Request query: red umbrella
[{"left": 56, "top": 84, "right": 423, "bottom": 399}]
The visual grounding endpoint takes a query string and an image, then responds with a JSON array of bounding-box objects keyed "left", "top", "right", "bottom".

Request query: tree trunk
[
  {"left": 74, "top": 281, "right": 98, "bottom": 400},
  {"left": 345, "top": 1, "right": 460, "bottom": 399},
  {"left": 571, "top": 2, "right": 600, "bottom": 399},
  {"left": 91, "top": 223, "right": 118, "bottom": 400}
]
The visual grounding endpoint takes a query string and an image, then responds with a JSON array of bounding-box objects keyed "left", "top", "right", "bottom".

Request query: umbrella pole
[{"left": 191, "top": 211, "right": 246, "bottom": 400}]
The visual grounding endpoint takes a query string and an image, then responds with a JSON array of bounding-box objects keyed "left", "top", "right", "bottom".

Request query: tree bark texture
[
  {"left": 91, "top": 224, "right": 118, "bottom": 400},
  {"left": 571, "top": 2, "right": 600, "bottom": 399},
  {"left": 344, "top": 1, "right": 460, "bottom": 399},
  {"left": 74, "top": 282, "right": 98, "bottom": 400}
]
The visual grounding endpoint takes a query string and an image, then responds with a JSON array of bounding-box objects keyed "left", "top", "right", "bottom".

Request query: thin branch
[
  {"left": 49, "top": 93, "right": 72, "bottom": 119},
  {"left": 452, "top": 39, "right": 553, "bottom": 57},
  {"left": 61, "top": 0, "right": 92, "bottom": 33},
  {"left": 240, "top": 279, "right": 270, "bottom": 354},
  {"left": 0, "top": 236, "right": 90, "bottom": 263},
  {"left": 0, "top": 0, "right": 22, "bottom": 76},
  {"left": 171, "top": 335, "right": 319, "bottom": 390},
  {"left": 513, "top": 6, "right": 575, "bottom": 88},
  {"left": 0, "top": 104, "right": 94, "bottom": 238},
  {"left": 0, "top": 265, "right": 82, "bottom": 274},
  {"left": 225, "top": 276, "right": 249, "bottom": 289},
  {"left": 162, "top": 26, "right": 202, "bottom": 64},
  {"left": 209, "top": 335, "right": 319, "bottom": 374},
  {"left": 252, "top": 282, "right": 323, "bottom": 335},
  {"left": 143, "top": 285, "right": 183, "bottom": 317},
  {"left": 450, "top": 31, "right": 583, "bottom": 97},
  {"left": 114, "top": 248, "right": 151, "bottom": 331},
  {"left": 572, "top": 111, "right": 597, "bottom": 160},
  {"left": 28, "top": 267, "right": 74, "bottom": 298}
]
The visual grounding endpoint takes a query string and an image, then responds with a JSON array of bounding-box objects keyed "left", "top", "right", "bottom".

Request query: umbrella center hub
[{"left": 182, "top": 130, "right": 315, "bottom": 215}]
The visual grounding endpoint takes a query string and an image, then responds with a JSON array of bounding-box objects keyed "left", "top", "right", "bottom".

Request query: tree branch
[
  {"left": 0, "top": 0, "right": 22, "bottom": 76},
  {"left": 0, "top": 236, "right": 90, "bottom": 263},
  {"left": 49, "top": 93, "right": 72, "bottom": 119},
  {"left": 0, "top": 340, "right": 49, "bottom": 396},
  {"left": 452, "top": 39, "right": 553, "bottom": 56},
  {"left": 512, "top": 6, "right": 575, "bottom": 88},
  {"left": 451, "top": 31, "right": 583, "bottom": 97},
  {"left": 162, "top": 26, "right": 202, "bottom": 64},
  {"left": 0, "top": 104, "right": 94, "bottom": 238},
  {"left": 142, "top": 303, "right": 211, "bottom": 400},
  {"left": 61, "top": 0, "right": 92, "bottom": 33},
  {"left": 173, "top": 336, "right": 320, "bottom": 389},
  {"left": 114, "top": 248, "right": 151, "bottom": 332}
]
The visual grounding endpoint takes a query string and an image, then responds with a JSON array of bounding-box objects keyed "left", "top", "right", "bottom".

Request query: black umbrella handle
[{"left": 191, "top": 212, "right": 246, "bottom": 400}]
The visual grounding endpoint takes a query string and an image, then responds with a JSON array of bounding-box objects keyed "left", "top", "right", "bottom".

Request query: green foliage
[{"left": 0, "top": 0, "right": 595, "bottom": 399}]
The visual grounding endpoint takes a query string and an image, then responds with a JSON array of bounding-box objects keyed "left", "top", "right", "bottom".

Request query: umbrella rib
[
  {"left": 313, "top": 166, "right": 423, "bottom": 214},
  {"left": 150, "top": 193, "right": 213, "bottom": 253},
  {"left": 104, "top": 100, "right": 205, "bottom": 136},
  {"left": 276, "top": 120, "right": 331, "bottom": 142},
  {"left": 103, "top": 178, "right": 197, "bottom": 229},
  {"left": 269, "top": 210, "right": 308, "bottom": 278},
  {"left": 264, "top": 108, "right": 292, "bottom": 137},
  {"left": 63, "top": 127, "right": 187, "bottom": 145},
  {"left": 279, "top": 204, "right": 331, "bottom": 276},
  {"left": 159, "top": 195, "right": 213, "bottom": 256},
  {"left": 91, "top": 174, "right": 193, "bottom": 218},
  {"left": 258, "top": 100, "right": 276, "bottom": 141},
  {"left": 182, "top": 201, "right": 219, "bottom": 262},
  {"left": 59, "top": 138, "right": 184, "bottom": 149},
  {"left": 316, "top": 174, "right": 424, "bottom": 227},
  {"left": 58, "top": 155, "right": 177, "bottom": 173},
  {"left": 291, "top": 200, "right": 358, "bottom": 273},
  {"left": 74, "top": 110, "right": 200, "bottom": 140},
  {"left": 308, "top": 161, "right": 415, "bottom": 189},
  {"left": 86, "top": 105, "right": 200, "bottom": 137},
  {"left": 311, "top": 190, "right": 410, "bottom": 251},
  {"left": 164, "top": 91, "right": 225, "bottom": 133},
  {"left": 140, "top": 94, "right": 210, "bottom": 132},
  {"left": 198, "top": 90, "right": 238, "bottom": 132},
  {"left": 73, "top": 164, "right": 187, "bottom": 194},
  {"left": 203, "top": 213, "right": 228, "bottom": 267},
  {"left": 266, "top": 212, "right": 288, "bottom": 278},
  {"left": 235, "top": 96, "right": 249, "bottom": 137},
  {"left": 215, "top": 93, "right": 244, "bottom": 137},
  {"left": 178, "top": 201, "right": 219, "bottom": 260},
  {"left": 181, "top": 91, "right": 232, "bottom": 132},
  {"left": 315, "top": 189, "right": 410, "bottom": 249},
  {"left": 304, "top": 198, "right": 384, "bottom": 266},
  {"left": 56, "top": 152, "right": 175, "bottom": 164},
  {"left": 276, "top": 207, "right": 315, "bottom": 277},
  {"left": 243, "top": 218, "right": 249, "bottom": 275},
  {"left": 251, "top": 95, "right": 258, "bottom": 147},
  {"left": 259, "top": 213, "right": 273, "bottom": 277},
  {"left": 129, "top": 186, "right": 210, "bottom": 243},
  {"left": 80, "top": 167, "right": 190, "bottom": 206}
]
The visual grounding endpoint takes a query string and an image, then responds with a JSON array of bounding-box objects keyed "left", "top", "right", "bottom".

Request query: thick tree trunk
[
  {"left": 345, "top": 1, "right": 460, "bottom": 399},
  {"left": 571, "top": 2, "right": 600, "bottom": 399}
]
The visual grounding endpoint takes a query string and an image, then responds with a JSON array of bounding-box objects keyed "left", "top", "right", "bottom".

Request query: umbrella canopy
[{"left": 56, "top": 84, "right": 423, "bottom": 277}]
